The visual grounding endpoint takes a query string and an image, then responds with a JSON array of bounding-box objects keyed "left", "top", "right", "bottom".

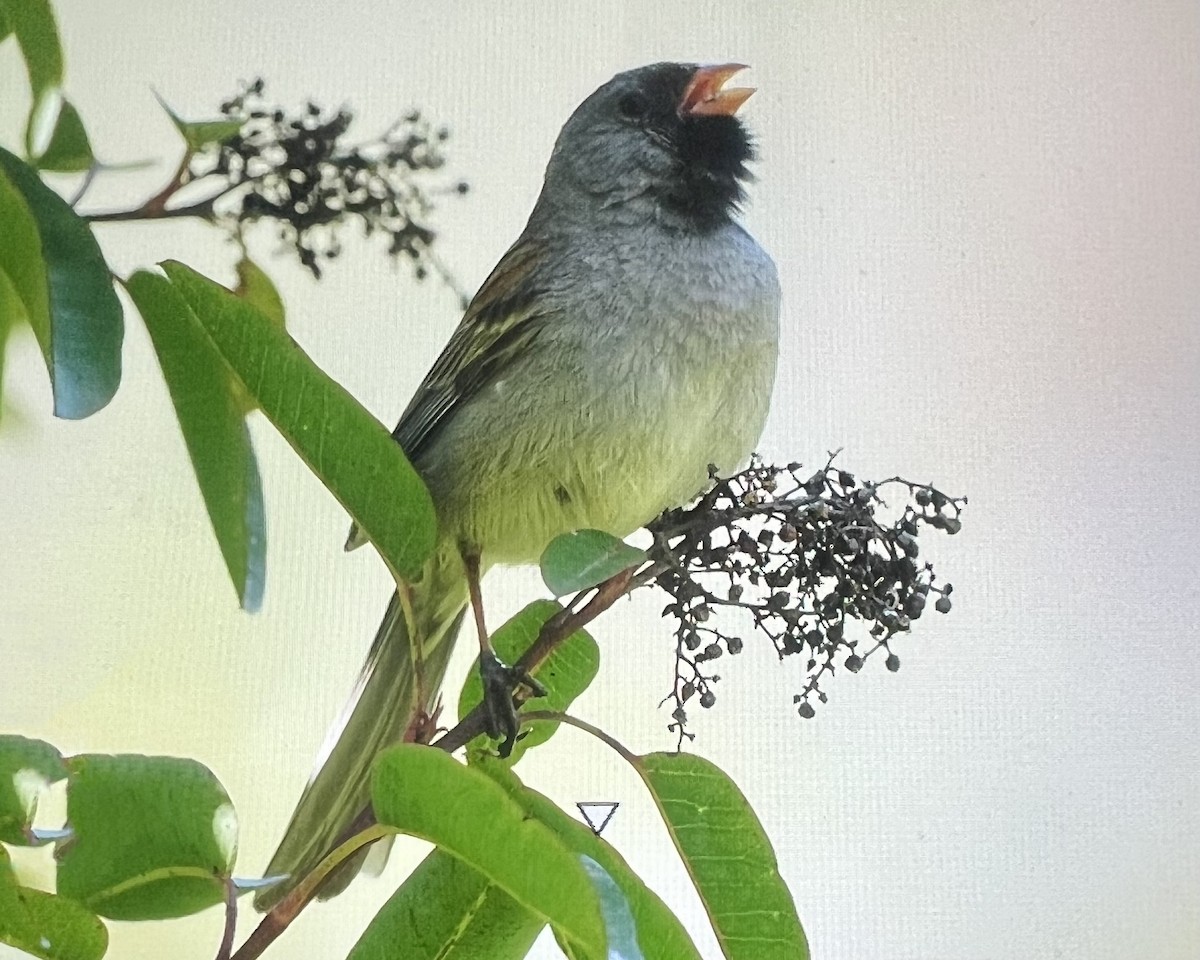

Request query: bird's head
[{"left": 541, "top": 62, "right": 757, "bottom": 232}]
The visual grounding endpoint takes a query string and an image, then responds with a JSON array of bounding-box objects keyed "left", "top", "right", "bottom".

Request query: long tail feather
[{"left": 255, "top": 569, "right": 464, "bottom": 911}]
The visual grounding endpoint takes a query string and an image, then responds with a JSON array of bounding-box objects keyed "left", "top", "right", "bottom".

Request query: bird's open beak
[{"left": 680, "top": 63, "right": 755, "bottom": 117}]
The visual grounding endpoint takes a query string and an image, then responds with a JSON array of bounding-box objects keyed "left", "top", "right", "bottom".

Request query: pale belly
[
  {"left": 419, "top": 329, "right": 777, "bottom": 565},
  {"left": 413, "top": 220, "right": 781, "bottom": 565}
]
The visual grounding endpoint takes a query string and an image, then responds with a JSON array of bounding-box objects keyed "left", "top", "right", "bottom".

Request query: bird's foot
[
  {"left": 408, "top": 698, "right": 446, "bottom": 745},
  {"left": 479, "top": 650, "right": 548, "bottom": 757}
]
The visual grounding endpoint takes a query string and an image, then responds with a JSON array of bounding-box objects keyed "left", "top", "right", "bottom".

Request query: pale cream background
[{"left": 2, "top": 2, "right": 1198, "bottom": 958}]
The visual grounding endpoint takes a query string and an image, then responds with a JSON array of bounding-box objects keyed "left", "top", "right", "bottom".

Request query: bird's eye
[{"left": 617, "top": 92, "right": 647, "bottom": 121}]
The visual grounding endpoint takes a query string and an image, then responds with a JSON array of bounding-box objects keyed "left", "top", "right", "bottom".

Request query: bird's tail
[{"left": 255, "top": 550, "right": 466, "bottom": 911}]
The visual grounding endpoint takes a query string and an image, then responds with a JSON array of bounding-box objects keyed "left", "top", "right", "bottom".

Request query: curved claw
[{"left": 479, "top": 651, "right": 546, "bottom": 757}]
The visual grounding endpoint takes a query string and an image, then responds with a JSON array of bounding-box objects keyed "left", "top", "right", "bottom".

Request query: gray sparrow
[{"left": 258, "top": 61, "right": 780, "bottom": 908}]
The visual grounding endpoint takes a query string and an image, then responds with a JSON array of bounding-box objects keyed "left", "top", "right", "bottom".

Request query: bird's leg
[{"left": 462, "top": 550, "right": 546, "bottom": 757}]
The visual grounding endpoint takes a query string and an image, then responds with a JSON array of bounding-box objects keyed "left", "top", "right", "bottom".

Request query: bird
[{"left": 257, "top": 61, "right": 781, "bottom": 910}]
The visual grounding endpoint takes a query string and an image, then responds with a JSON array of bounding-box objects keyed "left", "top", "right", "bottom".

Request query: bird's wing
[
  {"left": 392, "top": 235, "right": 550, "bottom": 459},
  {"left": 345, "top": 235, "right": 552, "bottom": 551}
]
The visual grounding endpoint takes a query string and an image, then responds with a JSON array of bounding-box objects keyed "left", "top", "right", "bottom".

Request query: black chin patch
[{"left": 662, "top": 114, "right": 755, "bottom": 231}]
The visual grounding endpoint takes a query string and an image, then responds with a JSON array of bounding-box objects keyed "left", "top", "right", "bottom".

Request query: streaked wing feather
[
  {"left": 345, "top": 236, "right": 550, "bottom": 552},
  {"left": 392, "top": 236, "right": 549, "bottom": 459}
]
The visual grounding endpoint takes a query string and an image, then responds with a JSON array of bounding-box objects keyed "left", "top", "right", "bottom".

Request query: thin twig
[
  {"left": 229, "top": 825, "right": 392, "bottom": 960},
  {"left": 68, "top": 164, "right": 100, "bottom": 208},
  {"left": 521, "top": 710, "right": 640, "bottom": 764},
  {"left": 434, "top": 564, "right": 638, "bottom": 754},
  {"left": 215, "top": 877, "right": 238, "bottom": 960}
]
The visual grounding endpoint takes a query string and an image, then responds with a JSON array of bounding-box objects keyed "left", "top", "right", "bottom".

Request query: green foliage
[
  {"left": 371, "top": 744, "right": 609, "bottom": 956},
  {"left": 125, "top": 271, "right": 266, "bottom": 611},
  {"left": 457, "top": 600, "right": 599, "bottom": 764},
  {"left": 159, "top": 261, "right": 437, "bottom": 581},
  {"left": 636, "top": 752, "right": 810, "bottom": 960},
  {"left": 347, "top": 850, "right": 543, "bottom": 960},
  {"left": 57, "top": 754, "right": 237, "bottom": 920},
  {"left": 33, "top": 99, "right": 93, "bottom": 173},
  {"left": 154, "top": 92, "right": 243, "bottom": 153},
  {"left": 578, "top": 856, "right": 645, "bottom": 960},
  {"left": 0, "top": 735, "right": 65, "bottom": 845},
  {"left": 0, "top": 846, "right": 108, "bottom": 960},
  {"left": 0, "top": 0, "right": 94, "bottom": 168},
  {"left": 480, "top": 758, "right": 704, "bottom": 960},
  {"left": 540, "top": 529, "right": 647, "bottom": 597},
  {"left": 233, "top": 255, "right": 286, "bottom": 330},
  {"left": 0, "top": 165, "right": 50, "bottom": 344},
  {"left": 0, "top": 0, "right": 62, "bottom": 146},
  {"left": 0, "top": 7, "right": 819, "bottom": 957},
  {"left": 0, "top": 148, "right": 122, "bottom": 419}
]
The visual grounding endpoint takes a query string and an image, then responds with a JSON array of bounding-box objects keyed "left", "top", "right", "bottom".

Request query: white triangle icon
[{"left": 576, "top": 802, "right": 619, "bottom": 836}]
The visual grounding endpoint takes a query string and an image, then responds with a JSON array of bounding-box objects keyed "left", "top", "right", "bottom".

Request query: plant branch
[
  {"left": 230, "top": 564, "right": 641, "bottom": 960},
  {"left": 521, "top": 710, "right": 640, "bottom": 764},
  {"left": 86, "top": 196, "right": 223, "bottom": 222},
  {"left": 433, "top": 564, "right": 640, "bottom": 754},
  {"left": 215, "top": 878, "right": 238, "bottom": 960},
  {"left": 229, "top": 824, "right": 392, "bottom": 960}
]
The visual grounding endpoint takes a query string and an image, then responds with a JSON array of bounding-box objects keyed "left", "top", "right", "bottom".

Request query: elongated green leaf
[
  {"left": 635, "top": 753, "right": 809, "bottom": 960},
  {"left": 348, "top": 849, "right": 543, "bottom": 960},
  {"left": 479, "top": 758, "right": 702, "bottom": 960},
  {"left": 233, "top": 256, "right": 285, "bottom": 330},
  {"left": 0, "top": 165, "right": 46, "bottom": 427},
  {"left": 0, "top": 735, "right": 66, "bottom": 845},
  {"left": 57, "top": 755, "right": 237, "bottom": 920},
  {"left": 160, "top": 261, "right": 436, "bottom": 580},
  {"left": 457, "top": 599, "right": 599, "bottom": 764},
  {"left": 154, "top": 93, "right": 243, "bottom": 152},
  {"left": 126, "top": 271, "right": 265, "bottom": 611},
  {"left": 34, "top": 99, "right": 94, "bottom": 173},
  {"left": 0, "top": 846, "right": 108, "bottom": 960},
  {"left": 0, "top": 167, "right": 51, "bottom": 347},
  {"left": 580, "top": 856, "right": 644, "bottom": 960},
  {"left": 0, "top": 0, "right": 60, "bottom": 94},
  {"left": 541, "top": 529, "right": 646, "bottom": 598},
  {"left": 0, "top": 0, "right": 63, "bottom": 155},
  {"left": 372, "top": 744, "right": 606, "bottom": 955},
  {"left": 0, "top": 148, "right": 122, "bottom": 419}
]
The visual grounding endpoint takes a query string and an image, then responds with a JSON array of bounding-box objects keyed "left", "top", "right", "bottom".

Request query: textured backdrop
[{"left": 2, "top": 2, "right": 1198, "bottom": 958}]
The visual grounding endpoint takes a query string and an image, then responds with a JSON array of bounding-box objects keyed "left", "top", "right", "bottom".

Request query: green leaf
[
  {"left": 580, "top": 856, "right": 644, "bottom": 960},
  {"left": 371, "top": 744, "right": 606, "bottom": 955},
  {"left": 0, "top": 165, "right": 47, "bottom": 428},
  {"left": 0, "top": 735, "right": 66, "bottom": 845},
  {"left": 34, "top": 99, "right": 94, "bottom": 173},
  {"left": 154, "top": 92, "right": 243, "bottom": 153},
  {"left": 125, "top": 271, "right": 266, "bottom": 611},
  {"left": 0, "top": 148, "right": 122, "bottom": 420},
  {"left": 233, "top": 256, "right": 285, "bottom": 330},
  {"left": 541, "top": 529, "right": 646, "bottom": 598},
  {"left": 57, "top": 754, "right": 237, "bottom": 920},
  {"left": 348, "top": 849, "right": 543, "bottom": 960},
  {"left": 0, "top": 0, "right": 64, "bottom": 157},
  {"left": 160, "top": 261, "right": 436, "bottom": 581},
  {"left": 0, "top": 168, "right": 50, "bottom": 345},
  {"left": 457, "top": 599, "right": 599, "bottom": 764},
  {"left": 479, "top": 758, "right": 702, "bottom": 960},
  {"left": 0, "top": 0, "right": 61, "bottom": 95},
  {"left": 0, "top": 846, "right": 108, "bottom": 960},
  {"left": 635, "top": 753, "right": 809, "bottom": 960}
]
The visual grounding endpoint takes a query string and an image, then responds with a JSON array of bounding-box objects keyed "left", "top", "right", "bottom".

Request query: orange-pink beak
[{"left": 679, "top": 63, "right": 755, "bottom": 117}]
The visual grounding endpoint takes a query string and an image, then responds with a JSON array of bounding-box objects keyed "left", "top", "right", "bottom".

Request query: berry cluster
[
  {"left": 192, "top": 79, "right": 468, "bottom": 288},
  {"left": 646, "top": 454, "right": 965, "bottom": 745}
]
